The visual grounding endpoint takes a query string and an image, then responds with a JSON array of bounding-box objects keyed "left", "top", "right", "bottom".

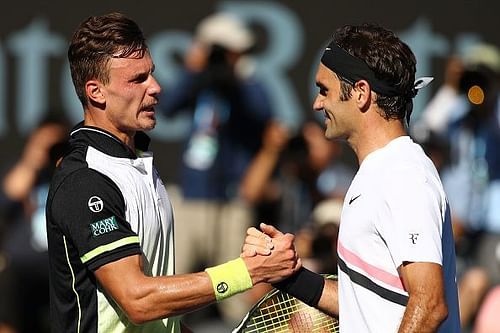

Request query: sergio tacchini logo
[
  {"left": 217, "top": 282, "right": 229, "bottom": 294},
  {"left": 88, "top": 196, "right": 104, "bottom": 213}
]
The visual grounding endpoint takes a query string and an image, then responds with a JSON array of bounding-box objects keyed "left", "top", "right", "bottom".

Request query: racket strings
[
  {"left": 245, "top": 309, "right": 338, "bottom": 332},
  {"left": 242, "top": 292, "right": 339, "bottom": 332}
]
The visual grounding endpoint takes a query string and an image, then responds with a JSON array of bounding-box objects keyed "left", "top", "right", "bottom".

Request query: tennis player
[
  {"left": 244, "top": 23, "right": 461, "bottom": 332},
  {"left": 45, "top": 12, "right": 300, "bottom": 333}
]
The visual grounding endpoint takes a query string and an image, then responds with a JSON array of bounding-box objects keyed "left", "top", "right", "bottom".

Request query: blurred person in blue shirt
[
  {"left": 0, "top": 115, "right": 69, "bottom": 333},
  {"left": 419, "top": 44, "right": 500, "bottom": 329},
  {"left": 157, "top": 12, "right": 273, "bottom": 325},
  {"left": 159, "top": 12, "right": 272, "bottom": 201}
]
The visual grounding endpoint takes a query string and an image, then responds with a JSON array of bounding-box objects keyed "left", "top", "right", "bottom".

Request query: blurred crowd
[
  {"left": 1, "top": 11, "right": 500, "bottom": 333},
  {"left": 412, "top": 43, "right": 500, "bottom": 333},
  {"left": 0, "top": 115, "right": 69, "bottom": 333}
]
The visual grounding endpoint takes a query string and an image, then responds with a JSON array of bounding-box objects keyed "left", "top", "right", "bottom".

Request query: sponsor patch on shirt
[{"left": 89, "top": 216, "right": 119, "bottom": 237}]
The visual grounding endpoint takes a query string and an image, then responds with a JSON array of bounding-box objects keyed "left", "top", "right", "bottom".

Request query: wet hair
[
  {"left": 332, "top": 23, "right": 416, "bottom": 121},
  {"left": 68, "top": 12, "right": 147, "bottom": 107}
]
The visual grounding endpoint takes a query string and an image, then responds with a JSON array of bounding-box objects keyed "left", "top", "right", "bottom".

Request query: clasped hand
[{"left": 240, "top": 223, "right": 301, "bottom": 284}]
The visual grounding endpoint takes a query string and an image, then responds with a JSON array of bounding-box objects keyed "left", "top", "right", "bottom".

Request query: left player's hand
[{"left": 242, "top": 225, "right": 301, "bottom": 284}]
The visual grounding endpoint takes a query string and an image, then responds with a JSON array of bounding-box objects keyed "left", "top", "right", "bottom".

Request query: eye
[
  {"left": 133, "top": 74, "right": 148, "bottom": 83},
  {"left": 316, "top": 82, "right": 328, "bottom": 97}
]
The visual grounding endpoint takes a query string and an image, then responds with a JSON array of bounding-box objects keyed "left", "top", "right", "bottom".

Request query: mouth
[
  {"left": 141, "top": 104, "right": 156, "bottom": 113},
  {"left": 323, "top": 109, "right": 331, "bottom": 120}
]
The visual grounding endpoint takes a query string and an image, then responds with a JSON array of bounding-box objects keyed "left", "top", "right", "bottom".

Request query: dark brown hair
[
  {"left": 333, "top": 23, "right": 416, "bottom": 121},
  {"left": 68, "top": 12, "right": 147, "bottom": 107}
]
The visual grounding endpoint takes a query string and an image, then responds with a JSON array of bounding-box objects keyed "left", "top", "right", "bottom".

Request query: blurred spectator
[
  {"left": 473, "top": 285, "right": 500, "bottom": 333},
  {"left": 241, "top": 120, "right": 354, "bottom": 234},
  {"left": 0, "top": 115, "right": 69, "bottom": 333},
  {"left": 157, "top": 12, "right": 272, "bottom": 325},
  {"left": 416, "top": 43, "right": 500, "bottom": 331},
  {"left": 413, "top": 55, "right": 465, "bottom": 142},
  {"left": 305, "top": 198, "right": 342, "bottom": 274},
  {"left": 239, "top": 120, "right": 351, "bottom": 313}
]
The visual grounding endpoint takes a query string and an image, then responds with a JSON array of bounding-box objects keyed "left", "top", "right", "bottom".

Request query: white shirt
[{"left": 337, "top": 136, "right": 460, "bottom": 332}]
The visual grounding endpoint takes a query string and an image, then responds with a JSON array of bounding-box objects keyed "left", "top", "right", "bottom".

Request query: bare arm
[
  {"left": 239, "top": 122, "right": 289, "bottom": 204},
  {"left": 397, "top": 262, "right": 448, "bottom": 332},
  {"left": 317, "top": 278, "right": 339, "bottom": 316},
  {"left": 3, "top": 123, "right": 66, "bottom": 200},
  {"left": 94, "top": 232, "right": 300, "bottom": 325},
  {"left": 94, "top": 256, "right": 214, "bottom": 324}
]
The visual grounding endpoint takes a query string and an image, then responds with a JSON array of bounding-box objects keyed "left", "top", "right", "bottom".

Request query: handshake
[
  {"left": 205, "top": 222, "right": 314, "bottom": 305},
  {"left": 240, "top": 223, "right": 302, "bottom": 285}
]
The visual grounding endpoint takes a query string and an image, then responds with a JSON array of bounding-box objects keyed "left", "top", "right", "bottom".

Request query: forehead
[
  {"left": 108, "top": 51, "right": 153, "bottom": 75},
  {"left": 315, "top": 63, "right": 339, "bottom": 87}
]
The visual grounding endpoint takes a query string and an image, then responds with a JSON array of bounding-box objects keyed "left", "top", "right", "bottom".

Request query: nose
[
  {"left": 312, "top": 95, "right": 323, "bottom": 112},
  {"left": 149, "top": 75, "right": 162, "bottom": 96}
]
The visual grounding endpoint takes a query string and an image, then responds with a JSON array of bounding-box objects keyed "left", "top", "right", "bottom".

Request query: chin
[
  {"left": 324, "top": 128, "right": 334, "bottom": 140},
  {"left": 138, "top": 121, "right": 156, "bottom": 132},
  {"left": 140, "top": 116, "right": 157, "bottom": 131},
  {"left": 145, "top": 123, "right": 156, "bottom": 131}
]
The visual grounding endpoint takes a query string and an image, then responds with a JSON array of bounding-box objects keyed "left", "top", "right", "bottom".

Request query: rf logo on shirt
[{"left": 409, "top": 233, "right": 419, "bottom": 244}]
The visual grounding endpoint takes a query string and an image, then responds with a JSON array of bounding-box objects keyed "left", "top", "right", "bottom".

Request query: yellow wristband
[{"left": 205, "top": 257, "right": 253, "bottom": 301}]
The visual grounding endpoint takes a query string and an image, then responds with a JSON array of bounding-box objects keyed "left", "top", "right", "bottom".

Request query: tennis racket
[{"left": 232, "top": 275, "right": 339, "bottom": 333}]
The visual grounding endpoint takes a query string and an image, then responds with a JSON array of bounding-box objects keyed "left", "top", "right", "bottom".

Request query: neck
[
  {"left": 83, "top": 109, "right": 136, "bottom": 150},
  {"left": 348, "top": 116, "right": 407, "bottom": 165}
]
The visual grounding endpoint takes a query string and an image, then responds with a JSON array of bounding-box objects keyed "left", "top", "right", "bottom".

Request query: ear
[
  {"left": 353, "top": 80, "right": 371, "bottom": 111},
  {"left": 85, "top": 80, "right": 106, "bottom": 105}
]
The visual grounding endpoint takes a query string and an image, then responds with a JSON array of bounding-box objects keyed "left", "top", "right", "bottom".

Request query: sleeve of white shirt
[{"left": 377, "top": 167, "right": 444, "bottom": 268}]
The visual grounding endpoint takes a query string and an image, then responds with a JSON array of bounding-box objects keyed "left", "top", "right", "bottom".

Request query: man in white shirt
[{"left": 244, "top": 23, "right": 460, "bottom": 332}]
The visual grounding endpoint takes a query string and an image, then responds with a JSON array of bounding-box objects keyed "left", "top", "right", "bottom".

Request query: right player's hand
[{"left": 241, "top": 223, "right": 275, "bottom": 257}]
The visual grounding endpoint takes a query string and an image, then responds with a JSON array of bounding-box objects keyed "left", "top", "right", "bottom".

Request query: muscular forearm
[
  {"left": 397, "top": 262, "right": 448, "bottom": 332},
  {"left": 96, "top": 236, "right": 298, "bottom": 325},
  {"left": 95, "top": 256, "right": 217, "bottom": 324},
  {"left": 398, "top": 294, "right": 448, "bottom": 332},
  {"left": 127, "top": 272, "right": 216, "bottom": 323}
]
